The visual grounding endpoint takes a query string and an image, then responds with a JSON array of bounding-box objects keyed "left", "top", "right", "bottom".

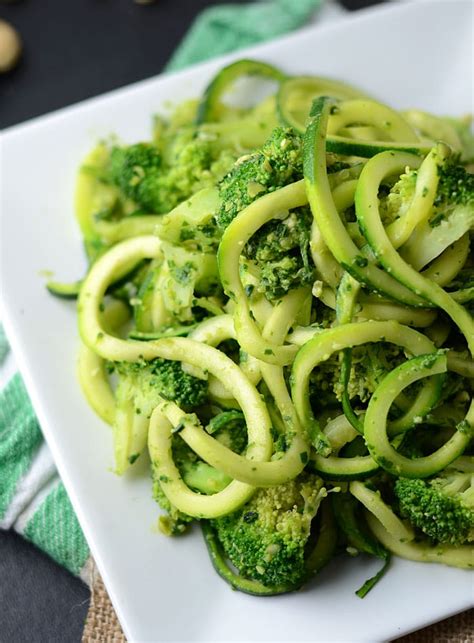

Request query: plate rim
[{"left": 1, "top": 0, "right": 472, "bottom": 640}]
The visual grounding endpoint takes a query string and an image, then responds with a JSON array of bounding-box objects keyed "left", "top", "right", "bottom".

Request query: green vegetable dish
[{"left": 54, "top": 59, "right": 474, "bottom": 596}]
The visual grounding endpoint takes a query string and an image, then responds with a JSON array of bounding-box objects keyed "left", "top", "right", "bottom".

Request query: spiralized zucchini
[{"left": 55, "top": 58, "right": 474, "bottom": 596}]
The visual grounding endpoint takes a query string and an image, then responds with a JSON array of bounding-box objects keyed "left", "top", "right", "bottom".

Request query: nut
[{"left": 0, "top": 19, "right": 21, "bottom": 73}]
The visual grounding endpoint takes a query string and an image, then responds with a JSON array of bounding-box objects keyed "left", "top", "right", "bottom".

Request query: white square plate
[{"left": 1, "top": 1, "right": 473, "bottom": 640}]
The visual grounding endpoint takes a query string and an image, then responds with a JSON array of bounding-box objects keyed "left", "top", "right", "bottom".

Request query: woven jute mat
[
  {"left": 82, "top": 563, "right": 473, "bottom": 642},
  {"left": 82, "top": 563, "right": 126, "bottom": 643}
]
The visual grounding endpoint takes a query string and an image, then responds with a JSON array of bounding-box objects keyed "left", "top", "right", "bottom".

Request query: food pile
[{"left": 51, "top": 59, "right": 473, "bottom": 595}]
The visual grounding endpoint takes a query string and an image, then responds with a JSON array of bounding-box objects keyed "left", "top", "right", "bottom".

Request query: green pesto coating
[
  {"left": 211, "top": 472, "right": 325, "bottom": 587},
  {"left": 309, "top": 342, "right": 404, "bottom": 409},
  {"left": 244, "top": 207, "right": 314, "bottom": 300},
  {"left": 380, "top": 156, "right": 474, "bottom": 227},
  {"left": 115, "top": 358, "right": 208, "bottom": 409},
  {"left": 435, "top": 158, "right": 474, "bottom": 209},
  {"left": 394, "top": 472, "right": 474, "bottom": 546},
  {"left": 378, "top": 168, "right": 417, "bottom": 225},
  {"left": 216, "top": 127, "right": 303, "bottom": 230},
  {"left": 152, "top": 476, "right": 194, "bottom": 536}
]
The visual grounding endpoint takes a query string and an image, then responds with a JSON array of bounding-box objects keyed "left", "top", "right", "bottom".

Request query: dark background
[
  {"left": 0, "top": 0, "right": 383, "bottom": 641},
  {"left": 0, "top": 0, "right": 383, "bottom": 129}
]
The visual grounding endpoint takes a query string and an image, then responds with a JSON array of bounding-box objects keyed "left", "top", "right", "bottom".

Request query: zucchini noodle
[
  {"left": 77, "top": 300, "right": 130, "bottom": 425},
  {"left": 349, "top": 481, "right": 414, "bottom": 543},
  {"left": 218, "top": 180, "right": 308, "bottom": 365},
  {"left": 402, "top": 109, "right": 464, "bottom": 153},
  {"left": 326, "top": 99, "right": 419, "bottom": 143},
  {"left": 187, "top": 314, "right": 261, "bottom": 399},
  {"left": 364, "top": 352, "right": 471, "bottom": 478},
  {"left": 148, "top": 404, "right": 255, "bottom": 518},
  {"left": 366, "top": 512, "right": 473, "bottom": 569},
  {"left": 385, "top": 143, "right": 449, "bottom": 248},
  {"left": 291, "top": 320, "right": 442, "bottom": 441},
  {"left": 355, "top": 150, "right": 474, "bottom": 353},
  {"left": 178, "top": 288, "right": 311, "bottom": 486},
  {"left": 58, "top": 59, "right": 473, "bottom": 597}
]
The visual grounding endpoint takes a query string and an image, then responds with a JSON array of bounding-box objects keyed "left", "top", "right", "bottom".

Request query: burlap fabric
[
  {"left": 82, "top": 561, "right": 473, "bottom": 643},
  {"left": 82, "top": 563, "right": 125, "bottom": 643}
]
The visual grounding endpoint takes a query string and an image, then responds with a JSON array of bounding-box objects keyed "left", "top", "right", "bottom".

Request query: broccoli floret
[
  {"left": 394, "top": 461, "right": 474, "bottom": 546},
  {"left": 156, "top": 129, "right": 236, "bottom": 211},
  {"left": 424, "top": 157, "right": 474, "bottom": 241},
  {"left": 378, "top": 168, "right": 417, "bottom": 225},
  {"left": 211, "top": 473, "right": 326, "bottom": 588},
  {"left": 108, "top": 135, "right": 236, "bottom": 216},
  {"left": 109, "top": 143, "right": 164, "bottom": 213},
  {"left": 380, "top": 155, "right": 474, "bottom": 228},
  {"left": 309, "top": 342, "right": 405, "bottom": 411},
  {"left": 111, "top": 358, "right": 207, "bottom": 476},
  {"left": 342, "top": 343, "right": 405, "bottom": 403},
  {"left": 258, "top": 255, "right": 309, "bottom": 300},
  {"left": 116, "top": 358, "right": 208, "bottom": 409},
  {"left": 216, "top": 127, "right": 303, "bottom": 230},
  {"left": 434, "top": 157, "right": 474, "bottom": 211},
  {"left": 244, "top": 207, "right": 315, "bottom": 301}
]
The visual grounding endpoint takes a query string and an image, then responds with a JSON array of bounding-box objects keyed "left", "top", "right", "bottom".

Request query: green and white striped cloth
[
  {"left": 0, "top": 370, "right": 92, "bottom": 579},
  {"left": 0, "top": 0, "right": 328, "bottom": 582}
]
